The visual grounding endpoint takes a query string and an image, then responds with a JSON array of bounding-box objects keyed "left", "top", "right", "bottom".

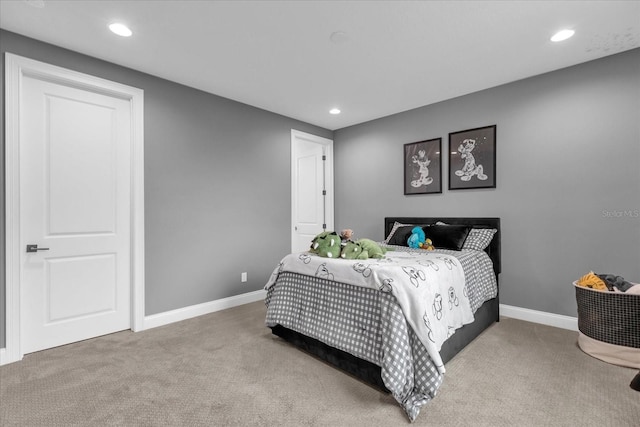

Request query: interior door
[
  {"left": 20, "top": 73, "right": 132, "bottom": 354},
  {"left": 291, "top": 130, "right": 334, "bottom": 253}
]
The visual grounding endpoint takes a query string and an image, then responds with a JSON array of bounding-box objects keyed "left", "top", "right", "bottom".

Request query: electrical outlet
[{"left": 241, "top": 272, "right": 248, "bottom": 282}]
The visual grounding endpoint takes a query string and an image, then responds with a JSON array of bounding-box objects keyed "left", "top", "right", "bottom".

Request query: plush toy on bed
[
  {"left": 309, "top": 231, "right": 342, "bottom": 258},
  {"left": 356, "top": 238, "right": 389, "bottom": 259},
  {"left": 421, "top": 238, "right": 435, "bottom": 251},
  {"left": 407, "top": 226, "right": 426, "bottom": 249},
  {"left": 340, "top": 229, "right": 354, "bottom": 242},
  {"left": 340, "top": 241, "right": 369, "bottom": 260}
]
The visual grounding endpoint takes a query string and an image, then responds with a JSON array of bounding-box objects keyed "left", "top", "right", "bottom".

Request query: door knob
[{"left": 26, "top": 244, "right": 50, "bottom": 253}]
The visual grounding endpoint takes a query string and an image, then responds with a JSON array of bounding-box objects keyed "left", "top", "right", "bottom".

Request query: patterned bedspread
[{"left": 264, "top": 246, "right": 497, "bottom": 421}]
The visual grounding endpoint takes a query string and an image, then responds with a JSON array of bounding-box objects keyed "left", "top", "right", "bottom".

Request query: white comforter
[{"left": 265, "top": 248, "right": 474, "bottom": 373}]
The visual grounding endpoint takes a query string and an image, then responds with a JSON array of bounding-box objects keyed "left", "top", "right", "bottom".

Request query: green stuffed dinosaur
[
  {"left": 309, "top": 231, "right": 342, "bottom": 258},
  {"left": 356, "top": 238, "right": 389, "bottom": 259},
  {"left": 340, "top": 241, "right": 369, "bottom": 260}
]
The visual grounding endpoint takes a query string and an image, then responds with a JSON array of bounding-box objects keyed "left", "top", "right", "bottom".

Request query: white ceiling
[{"left": 1, "top": 0, "right": 639, "bottom": 130}]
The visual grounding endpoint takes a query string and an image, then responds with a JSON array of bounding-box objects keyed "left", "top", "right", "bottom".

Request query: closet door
[{"left": 291, "top": 130, "right": 334, "bottom": 253}]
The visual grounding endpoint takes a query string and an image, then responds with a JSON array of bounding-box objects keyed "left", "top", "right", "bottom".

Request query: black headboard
[{"left": 384, "top": 217, "right": 501, "bottom": 276}]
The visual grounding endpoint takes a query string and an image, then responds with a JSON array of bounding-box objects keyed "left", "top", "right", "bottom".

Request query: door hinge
[
  {"left": 322, "top": 223, "right": 327, "bottom": 229},
  {"left": 322, "top": 190, "right": 326, "bottom": 195},
  {"left": 322, "top": 155, "right": 326, "bottom": 161}
]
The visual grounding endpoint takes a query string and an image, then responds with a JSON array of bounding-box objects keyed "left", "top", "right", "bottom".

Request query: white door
[
  {"left": 291, "top": 130, "right": 334, "bottom": 253},
  {"left": 19, "top": 69, "right": 132, "bottom": 353}
]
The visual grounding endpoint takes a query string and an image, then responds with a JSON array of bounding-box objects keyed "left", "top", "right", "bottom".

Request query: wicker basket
[{"left": 574, "top": 282, "right": 640, "bottom": 368}]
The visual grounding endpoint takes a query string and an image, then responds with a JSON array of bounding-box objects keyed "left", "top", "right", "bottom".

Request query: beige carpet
[{"left": 1, "top": 301, "right": 638, "bottom": 426}]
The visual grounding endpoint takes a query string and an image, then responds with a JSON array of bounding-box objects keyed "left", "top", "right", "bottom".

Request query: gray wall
[
  {"left": 0, "top": 30, "right": 332, "bottom": 347},
  {"left": 334, "top": 48, "right": 640, "bottom": 317}
]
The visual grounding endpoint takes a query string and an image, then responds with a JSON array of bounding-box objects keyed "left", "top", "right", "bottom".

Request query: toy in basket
[{"left": 574, "top": 272, "right": 640, "bottom": 369}]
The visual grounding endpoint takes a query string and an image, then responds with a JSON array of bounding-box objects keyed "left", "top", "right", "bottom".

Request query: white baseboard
[
  {"left": 500, "top": 304, "right": 578, "bottom": 331},
  {"left": 143, "top": 289, "right": 267, "bottom": 330}
]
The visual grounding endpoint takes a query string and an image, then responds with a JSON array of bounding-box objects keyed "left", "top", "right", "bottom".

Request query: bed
[{"left": 264, "top": 217, "right": 501, "bottom": 421}]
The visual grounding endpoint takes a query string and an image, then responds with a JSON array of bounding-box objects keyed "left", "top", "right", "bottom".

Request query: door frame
[
  {"left": 290, "top": 129, "right": 334, "bottom": 252},
  {"left": 2, "top": 53, "right": 145, "bottom": 365}
]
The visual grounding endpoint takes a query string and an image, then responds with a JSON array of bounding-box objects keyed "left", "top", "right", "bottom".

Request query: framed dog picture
[
  {"left": 448, "top": 125, "right": 496, "bottom": 190},
  {"left": 404, "top": 138, "right": 442, "bottom": 195}
]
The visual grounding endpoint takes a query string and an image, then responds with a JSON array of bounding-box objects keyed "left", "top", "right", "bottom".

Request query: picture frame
[
  {"left": 448, "top": 125, "right": 496, "bottom": 190},
  {"left": 404, "top": 138, "right": 442, "bottom": 195}
]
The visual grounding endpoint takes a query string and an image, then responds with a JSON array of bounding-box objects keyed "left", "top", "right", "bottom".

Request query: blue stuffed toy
[{"left": 407, "top": 226, "right": 426, "bottom": 248}]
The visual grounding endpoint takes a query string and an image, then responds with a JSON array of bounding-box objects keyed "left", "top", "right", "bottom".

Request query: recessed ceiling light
[
  {"left": 551, "top": 29, "right": 575, "bottom": 42},
  {"left": 329, "top": 108, "right": 341, "bottom": 115},
  {"left": 109, "top": 23, "right": 133, "bottom": 37}
]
